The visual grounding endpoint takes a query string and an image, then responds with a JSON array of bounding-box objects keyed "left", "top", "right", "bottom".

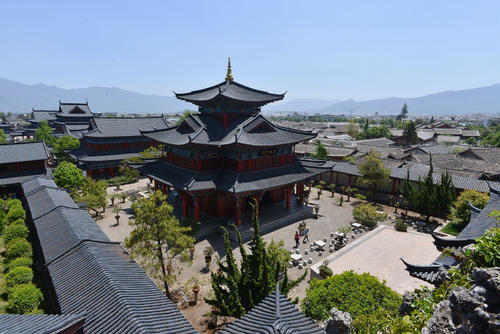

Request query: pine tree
[
  {"left": 205, "top": 201, "right": 306, "bottom": 316},
  {"left": 357, "top": 150, "right": 391, "bottom": 203},
  {"left": 403, "top": 120, "right": 418, "bottom": 145},
  {"left": 437, "top": 169, "right": 456, "bottom": 215}
]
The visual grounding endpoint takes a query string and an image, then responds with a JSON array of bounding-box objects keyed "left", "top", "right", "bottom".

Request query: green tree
[
  {"left": 80, "top": 178, "right": 109, "bottom": 216},
  {"left": 312, "top": 140, "right": 328, "bottom": 159},
  {"left": 118, "top": 161, "right": 140, "bottom": 181},
  {"left": 0, "top": 129, "right": 7, "bottom": 144},
  {"left": 450, "top": 190, "right": 490, "bottom": 231},
  {"left": 34, "top": 120, "right": 55, "bottom": 145},
  {"left": 357, "top": 150, "right": 391, "bottom": 202},
  {"left": 175, "top": 110, "right": 195, "bottom": 125},
  {"left": 0, "top": 112, "right": 6, "bottom": 122},
  {"left": 436, "top": 169, "right": 456, "bottom": 216},
  {"left": 403, "top": 120, "right": 418, "bottom": 145},
  {"left": 53, "top": 161, "right": 84, "bottom": 191},
  {"left": 356, "top": 125, "right": 392, "bottom": 140},
  {"left": 124, "top": 190, "right": 194, "bottom": 298},
  {"left": 346, "top": 120, "right": 359, "bottom": 139},
  {"left": 205, "top": 202, "right": 305, "bottom": 316},
  {"left": 302, "top": 271, "right": 401, "bottom": 321},
  {"left": 52, "top": 135, "right": 80, "bottom": 160},
  {"left": 397, "top": 103, "right": 408, "bottom": 121},
  {"left": 352, "top": 203, "right": 387, "bottom": 228}
]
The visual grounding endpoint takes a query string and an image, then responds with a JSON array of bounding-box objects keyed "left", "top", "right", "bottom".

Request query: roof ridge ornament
[{"left": 225, "top": 57, "right": 234, "bottom": 82}]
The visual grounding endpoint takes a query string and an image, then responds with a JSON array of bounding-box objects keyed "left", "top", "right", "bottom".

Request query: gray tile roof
[
  {"left": 436, "top": 135, "right": 461, "bottom": 143},
  {"left": 85, "top": 116, "right": 170, "bottom": 138},
  {"left": 21, "top": 177, "right": 197, "bottom": 334},
  {"left": 218, "top": 287, "right": 322, "bottom": 334},
  {"left": 48, "top": 241, "right": 196, "bottom": 334},
  {"left": 175, "top": 80, "right": 285, "bottom": 108},
  {"left": 0, "top": 141, "right": 50, "bottom": 164},
  {"left": 0, "top": 313, "right": 85, "bottom": 334},
  {"left": 58, "top": 102, "right": 94, "bottom": 117},
  {"left": 31, "top": 109, "right": 57, "bottom": 123},
  {"left": 35, "top": 207, "right": 111, "bottom": 263},
  {"left": 139, "top": 158, "right": 332, "bottom": 194},
  {"left": 24, "top": 186, "right": 79, "bottom": 220},
  {"left": 0, "top": 170, "right": 52, "bottom": 187},
  {"left": 143, "top": 113, "right": 315, "bottom": 147},
  {"left": 22, "top": 176, "right": 58, "bottom": 195}
]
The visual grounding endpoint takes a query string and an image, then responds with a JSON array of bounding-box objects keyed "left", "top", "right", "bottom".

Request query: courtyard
[{"left": 96, "top": 179, "right": 442, "bottom": 332}]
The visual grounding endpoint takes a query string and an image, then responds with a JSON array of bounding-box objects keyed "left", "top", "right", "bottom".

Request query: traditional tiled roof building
[
  {"left": 14, "top": 177, "right": 198, "bottom": 334},
  {"left": 68, "top": 116, "right": 170, "bottom": 178},
  {"left": 0, "top": 141, "right": 51, "bottom": 194},
  {"left": 401, "top": 183, "right": 500, "bottom": 284},
  {"left": 138, "top": 59, "right": 333, "bottom": 224},
  {"left": 218, "top": 285, "right": 323, "bottom": 334}
]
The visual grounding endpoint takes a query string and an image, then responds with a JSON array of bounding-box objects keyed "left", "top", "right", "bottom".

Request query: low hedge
[
  {"left": 9, "top": 218, "right": 26, "bottom": 226},
  {"left": 0, "top": 210, "right": 5, "bottom": 234},
  {"left": 5, "top": 238, "right": 32, "bottom": 261},
  {"left": 5, "top": 266, "right": 33, "bottom": 288},
  {"left": 6, "top": 283, "right": 43, "bottom": 314},
  {"left": 6, "top": 206, "right": 26, "bottom": 224},
  {"left": 6, "top": 257, "right": 33, "bottom": 272},
  {"left": 5, "top": 199, "right": 22, "bottom": 211},
  {"left": 4, "top": 224, "right": 29, "bottom": 244}
]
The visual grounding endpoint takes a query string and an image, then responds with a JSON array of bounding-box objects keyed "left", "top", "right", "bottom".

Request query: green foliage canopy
[
  {"left": 357, "top": 150, "right": 391, "bottom": 202},
  {"left": 53, "top": 161, "right": 84, "bottom": 190},
  {"left": 0, "top": 129, "right": 7, "bottom": 144},
  {"left": 450, "top": 190, "right": 490, "bottom": 231},
  {"left": 352, "top": 203, "right": 387, "bottom": 228},
  {"left": 34, "top": 120, "right": 55, "bottom": 145},
  {"left": 302, "top": 270, "right": 401, "bottom": 321},
  {"left": 6, "top": 283, "right": 43, "bottom": 314}
]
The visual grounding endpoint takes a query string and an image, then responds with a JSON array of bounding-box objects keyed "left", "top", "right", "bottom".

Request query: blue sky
[{"left": 0, "top": 0, "right": 499, "bottom": 101}]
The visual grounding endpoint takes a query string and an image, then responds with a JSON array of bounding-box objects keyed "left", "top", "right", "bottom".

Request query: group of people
[{"left": 294, "top": 222, "right": 309, "bottom": 247}]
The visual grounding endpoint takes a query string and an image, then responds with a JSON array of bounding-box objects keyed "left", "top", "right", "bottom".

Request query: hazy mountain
[
  {"left": 311, "top": 84, "right": 500, "bottom": 116},
  {"left": 1, "top": 77, "right": 498, "bottom": 116},
  {"left": 264, "top": 98, "right": 339, "bottom": 112},
  {"left": 0, "top": 77, "right": 192, "bottom": 114}
]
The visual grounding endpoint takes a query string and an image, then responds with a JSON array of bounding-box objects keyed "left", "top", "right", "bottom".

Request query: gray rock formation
[
  {"left": 325, "top": 308, "right": 352, "bottom": 334},
  {"left": 422, "top": 267, "right": 500, "bottom": 334}
]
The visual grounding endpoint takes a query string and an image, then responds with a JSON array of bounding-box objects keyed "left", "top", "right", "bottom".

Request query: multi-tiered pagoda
[{"left": 139, "top": 59, "right": 333, "bottom": 224}]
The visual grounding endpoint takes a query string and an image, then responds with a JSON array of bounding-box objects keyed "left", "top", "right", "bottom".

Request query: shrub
[
  {"left": 355, "top": 193, "right": 367, "bottom": 201},
  {"left": 352, "top": 203, "right": 387, "bottom": 228},
  {"left": 5, "top": 266, "right": 33, "bottom": 287},
  {"left": 6, "top": 283, "right": 43, "bottom": 314},
  {"left": 6, "top": 206, "right": 26, "bottom": 224},
  {"left": 302, "top": 270, "right": 401, "bottom": 321},
  {"left": 9, "top": 218, "right": 26, "bottom": 226},
  {"left": 53, "top": 161, "right": 85, "bottom": 190},
  {"left": 468, "top": 227, "right": 500, "bottom": 267},
  {"left": 394, "top": 218, "right": 407, "bottom": 232},
  {"left": 6, "top": 257, "right": 33, "bottom": 271},
  {"left": 4, "top": 224, "right": 29, "bottom": 244},
  {"left": 319, "top": 261, "right": 333, "bottom": 277},
  {"left": 0, "top": 210, "right": 5, "bottom": 234},
  {"left": 5, "top": 198, "right": 22, "bottom": 210},
  {"left": 449, "top": 190, "right": 489, "bottom": 232},
  {"left": 5, "top": 238, "right": 32, "bottom": 261}
]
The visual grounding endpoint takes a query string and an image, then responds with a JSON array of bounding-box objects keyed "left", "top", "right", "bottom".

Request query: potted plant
[
  {"left": 395, "top": 218, "right": 408, "bottom": 232},
  {"left": 329, "top": 183, "right": 336, "bottom": 197},
  {"left": 191, "top": 277, "right": 200, "bottom": 305},
  {"left": 315, "top": 184, "right": 323, "bottom": 200},
  {"left": 189, "top": 246, "right": 195, "bottom": 260},
  {"left": 319, "top": 260, "right": 333, "bottom": 278},
  {"left": 204, "top": 246, "right": 214, "bottom": 268},
  {"left": 109, "top": 193, "right": 117, "bottom": 207},
  {"left": 113, "top": 206, "right": 122, "bottom": 225},
  {"left": 121, "top": 193, "right": 127, "bottom": 203},
  {"left": 314, "top": 205, "right": 320, "bottom": 219},
  {"left": 303, "top": 189, "right": 311, "bottom": 204}
]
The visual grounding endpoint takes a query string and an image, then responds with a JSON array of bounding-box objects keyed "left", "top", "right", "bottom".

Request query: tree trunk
[{"left": 155, "top": 236, "right": 170, "bottom": 298}]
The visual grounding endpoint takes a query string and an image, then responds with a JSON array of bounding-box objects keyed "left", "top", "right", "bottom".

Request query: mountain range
[
  {"left": 0, "top": 77, "right": 498, "bottom": 115},
  {"left": 264, "top": 84, "right": 500, "bottom": 115}
]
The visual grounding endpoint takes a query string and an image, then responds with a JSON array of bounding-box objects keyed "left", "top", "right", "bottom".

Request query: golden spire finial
[{"left": 225, "top": 57, "right": 233, "bottom": 82}]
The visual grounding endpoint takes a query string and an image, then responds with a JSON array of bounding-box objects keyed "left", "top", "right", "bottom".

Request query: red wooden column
[
  {"left": 330, "top": 171, "right": 333, "bottom": 184},
  {"left": 391, "top": 179, "right": 396, "bottom": 195},
  {"left": 286, "top": 187, "right": 291, "bottom": 209},
  {"left": 87, "top": 169, "right": 93, "bottom": 178},
  {"left": 162, "top": 183, "right": 167, "bottom": 195},
  {"left": 182, "top": 193, "right": 188, "bottom": 218},
  {"left": 235, "top": 196, "right": 240, "bottom": 225},
  {"left": 16, "top": 163, "right": 21, "bottom": 172},
  {"left": 348, "top": 175, "right": 352, "bottom": 186},
  {"left": 238, "top": 152, "right": 242, "bottom": 172},
  {"left": 109, "top": 167, "right": 114, "bottom": 177},
  {"left": 154, "top": 180, "right": 159, "bottom": 191},
  {"left": 298, "top": 183, "right": 304, "bottom": 206},
  {"left": 254, "top": 194, "right": 259, "bottom": 218},
  {"left": 194, "top": 196, "right": 200, "bottom": 222},
  {"left": 197, "top": 152, "right": 202, "bottom": 172},
  {"left": 218, "top": 194, "right": 224, "bottom": 217}
]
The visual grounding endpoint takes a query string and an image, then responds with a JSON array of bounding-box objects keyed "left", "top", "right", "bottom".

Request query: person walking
[
  {"left": 294, "top": 230, "right": 300, "bottom": 248},
  {"left": 303, "top": 228, "right": 309, "bottom": 243}
]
